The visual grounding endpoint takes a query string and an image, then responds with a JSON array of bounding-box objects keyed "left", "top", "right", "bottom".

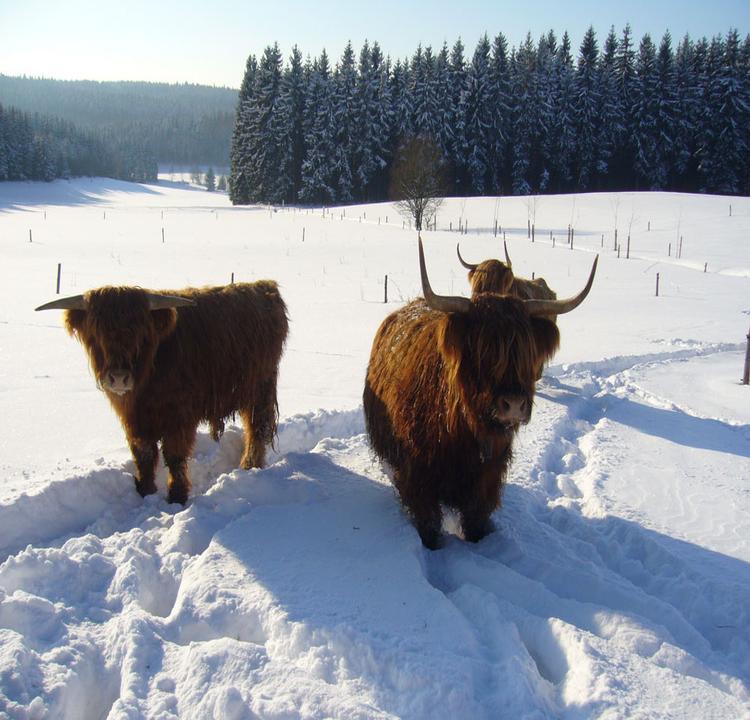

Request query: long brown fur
[
  {"left": 363, "top": 294, "right": 560, "bottom": 549},
  {"left": 64, "top": 282, "right": 288, "bottom": 504},
  {"left": 466, "top": 260, "right": 515, "bottom": 296}
]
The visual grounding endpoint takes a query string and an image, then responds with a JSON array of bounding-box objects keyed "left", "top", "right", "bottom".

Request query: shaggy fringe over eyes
[{"left": 469, "top": 261, "right": 514, "bottom": 296}]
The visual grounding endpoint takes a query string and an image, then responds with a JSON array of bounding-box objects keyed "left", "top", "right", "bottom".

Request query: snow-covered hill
[{"left": 1, "top": 178, "right": 748, "bottom": 718}]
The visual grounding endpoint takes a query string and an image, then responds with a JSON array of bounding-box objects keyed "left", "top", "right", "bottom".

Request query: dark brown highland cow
[
  {"left": 364, "top": 238, "right": 597, "bottom": 548},
  {"left": 36, "top": 282, "right": 288, "bottom": 504}
]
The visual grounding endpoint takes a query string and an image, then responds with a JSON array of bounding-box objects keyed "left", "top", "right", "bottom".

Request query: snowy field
[{"left": 0, "top": 177, "right": 749, "bottom": 718}]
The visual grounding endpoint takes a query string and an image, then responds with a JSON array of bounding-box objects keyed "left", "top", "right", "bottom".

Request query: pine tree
[
  {"left": 448, "top": 39, "right": 470, "bottom": 195},
  {"left": 281, "top": 46, "right": 307, "bottom": 202},
  {"left": 488, "top": 34, "right": 512, "bottom": 193},
  {"left": 611, "top": 24, "right": 637, "bottom": 187},
  {"left": 599, "top": 27, "right": 625, "bottom": 189},
  {"left": 205, "top": 166, "right": 216, "bottom": 191},
  {"left": 465, "top": 35, "right": 494, "bottom": 194},
  {"left": 300, "top": 51, "right": 338, "bottom": 204},
  {"left": 573, "top": 26, "right": 606, "bottom": 189},
  {"left": 674, "top": 35, "right": 701, "bottom": 189},
  {"left": 632, "top": 34, "right": 660, "bottom": 188},
  {"left": 698, "top": 30, "right": 749, "bottom": 193},
  {"left": 546, "top": 32, "right": 576, "bottom": 192},
  {"left": 243, "top": 43, "right": 290, "bottom": 203},
  {"left": 510, "top": 34, "right": 537, "bottom": 194},
  {"left": 229, "top": 53, "right": 257, "bottom": 204}
]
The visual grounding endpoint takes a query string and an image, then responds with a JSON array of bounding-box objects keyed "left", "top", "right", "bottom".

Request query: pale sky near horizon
[{"left": 1, "top": 0, "right": 748, "bottom": 89}]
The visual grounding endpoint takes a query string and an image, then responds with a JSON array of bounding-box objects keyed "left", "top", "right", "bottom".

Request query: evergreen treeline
[
  {"left": 0, "top": 103, "right": 157, "bottom": 182},
  {"left": 0, "top": 75, "right": 236, "bottom": 167},
  {"left": 230, "top": 27, "right": 750, "bottom": 205}
]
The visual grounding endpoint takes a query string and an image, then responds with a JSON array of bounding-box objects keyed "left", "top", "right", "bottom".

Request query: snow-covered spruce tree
[
  {"left": 609, "top": 24, "right": 637, "bottom": 188},
  {"left": 697, "top": 30, "right": 749, "bottom": 194},
  {"left": 673, "top": 35, "right": 702, "bottom": 190},
  {"left": 242, "top": 43, "right": 292, "bottom": 204},
  {"left": 599, "top": 27, "right": 626, "bottom": 190},
  {"left": 652, "top": 31, "right": 680, "bottom": 189},
  {"left": 331, "top": 42, "right": 357, "bottom": 203},
  {"left": 510, "top": 34, "right": 537, "bottom": 195},
  {"left": 410, "top": 44, "right": 441, "bottom": 144},
  {"left": 229, "top": 53, "right": 257, "bottom": 204},
  {"left": 387, "top": 59, "right": 412, "bottom": 162},
  {"left": 545, "top": 32, "right": 577, "bottom": 192},
  {"left": 433, "top": 42, "right": 453, "bottom": 162},
  {"left": 530, "top": 32, "right": 557, "bottom": 193},
  {"left": 573, "top": 26, "right": 607, "bottom": 190},
  {"left": 632, "top": 34, "right": 660, "bottom": 189},
  {"left": 488, "top": 33, "right": 512, "bottom": 194},
  {"left": 299, "top": 51, "right": 338, "bottom": 205},
  {"left": 280, "top": 45, "right": 307, "bottom": 203},
  {"left": 447, "top": 39, "right": 470, "bottom": 195},
  {"left": 465, "top": 34, "right": 494, "bottom": 195},
  {"left": 354, "top": 41, "right": 391, "bottom": 201}
]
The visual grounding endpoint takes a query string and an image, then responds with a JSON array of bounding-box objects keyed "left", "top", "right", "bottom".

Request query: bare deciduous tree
[{"left": 390, "top": 136, "right": 447, "bottom": 232}]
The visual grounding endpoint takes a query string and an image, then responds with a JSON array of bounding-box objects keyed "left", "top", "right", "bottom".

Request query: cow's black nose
[{"left": 497, "top": 396, "right": 528, "bottom": 423}]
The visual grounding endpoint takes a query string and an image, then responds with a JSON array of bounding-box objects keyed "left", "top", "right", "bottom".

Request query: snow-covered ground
[{"left": 0, "top": 177, "right": 748, "bottom": 718}]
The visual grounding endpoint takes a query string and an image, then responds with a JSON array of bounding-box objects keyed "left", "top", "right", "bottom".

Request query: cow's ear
[
  {"left": 151, "top": 308, "right": 178, "bottom": 339},
  {"left": 531, "top": 317, "right": 560, "bottom": 363},
  {"left": 64, "top": 309, "right": 87, "bottom": 337}
]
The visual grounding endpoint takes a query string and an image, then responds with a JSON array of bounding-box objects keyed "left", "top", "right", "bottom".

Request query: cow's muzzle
[
  {"left": 100, "top": 369, "right": 134, "bottom": 395},
  {"left": 491, "top": 395, "right": 530, "bottom": 429}
]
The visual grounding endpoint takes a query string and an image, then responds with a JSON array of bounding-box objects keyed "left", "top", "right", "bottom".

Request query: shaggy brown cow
[
  {"left": 36, "top": 282, "right": 288, "bottom": 504},
  {"left": 364, "top": 237, "right": 597, "bottom": 548}
]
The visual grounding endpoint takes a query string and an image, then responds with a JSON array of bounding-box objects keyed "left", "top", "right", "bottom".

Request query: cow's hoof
[
  {"left": 463, "top": 518, "right": 495, "bottom": 543},
  {"left": 134, "top": 477, "right": 157, "bottom": 497},
  {"left": 167, "top": 488, "right": 188, "bottom": 505}
]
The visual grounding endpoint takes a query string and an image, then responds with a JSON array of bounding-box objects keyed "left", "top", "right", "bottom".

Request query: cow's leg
[
  {"left": 161, "top": 427, "right": 196, "bottom": 505},
  {"left": 240, "top": 377, "right": 277, "bottom": 470},
  {"left": 394, "top": 465, "right": 442, "bottom": 550},
  {"left": 459, "top": 464, "right": 504, "bottom": 543},
  {"left": 129, "top": 438, "right": 158, "bottom": 497}
]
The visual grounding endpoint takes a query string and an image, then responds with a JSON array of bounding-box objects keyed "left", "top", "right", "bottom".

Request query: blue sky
[{"left": 1, "top": 0, "right": 748, "bottom": 88}]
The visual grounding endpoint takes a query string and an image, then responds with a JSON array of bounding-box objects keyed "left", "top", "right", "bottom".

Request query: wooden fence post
[
  {"left": 384, "top": 275, "right": 388, "bottom": 303},
  {"left": 56, "top": 263, "right": 61, "bottom": 294},
  {"left": 655, "top": 273, "right": 660, "bottom": 297},
  {"left": 743, "top": 325, "right": 750, "bottom": 384}
]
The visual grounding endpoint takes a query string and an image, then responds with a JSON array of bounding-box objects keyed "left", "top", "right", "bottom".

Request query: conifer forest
[{"left": 230, "top": 27, "right": 750, "bottom": 205}]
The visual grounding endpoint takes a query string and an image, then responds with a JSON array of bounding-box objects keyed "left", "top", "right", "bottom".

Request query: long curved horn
[
  {"left": 35, "top": 294, "right": 88, "bottom": 311},
  {"left": 524, "top": 255, "right": 598, "bottom": 317},
  {"left": 504, "top": 240, "right": 512, "bottom": 268},
  {"left": 146, "top": 293, "right": 196, "bottom": 310},
  {"left": 456, "top": 243, "right": 478, "bottom": 271},
  {"left": 420, "top": 237, "right": 472, "bottom": 314}
]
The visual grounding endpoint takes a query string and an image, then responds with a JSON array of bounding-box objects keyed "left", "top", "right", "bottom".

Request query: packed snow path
[{"left": 1, "top": 348, "right": 748, "bottom": 719}]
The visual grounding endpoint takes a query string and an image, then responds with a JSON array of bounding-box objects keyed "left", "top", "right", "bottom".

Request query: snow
[{"left": 1, "top": 177, "right": 749, "bottom": 718}]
